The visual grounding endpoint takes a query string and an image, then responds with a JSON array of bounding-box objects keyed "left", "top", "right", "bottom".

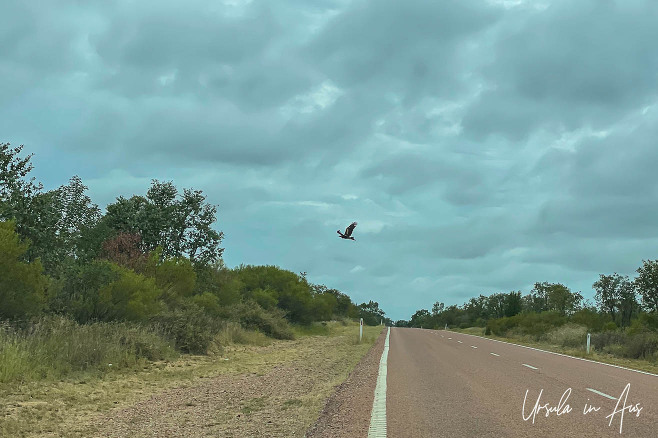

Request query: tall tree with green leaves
[
  {"left": 105, "top": 180, "right": 223, "bottom": 265},
  {"left": 1, "top": 143, "right": 42, "bottom": 221},
  {"left": 635, "top": 260, "right": 658, "bottom": 312},
  {"left": 593, "top": 273, "right": 622, "bottom": 320}
]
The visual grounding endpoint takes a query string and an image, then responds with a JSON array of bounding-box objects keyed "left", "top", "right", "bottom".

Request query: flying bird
[{"left": 337, "top": 222, "right": 357, "bottom": 240}]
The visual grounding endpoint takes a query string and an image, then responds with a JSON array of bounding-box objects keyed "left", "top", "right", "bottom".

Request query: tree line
[
  {"left": 398, "top": 267, "right": 658, "bottom": 334},
  {"left": 1, "top": 143, "right": 389, "bottom": 354}
]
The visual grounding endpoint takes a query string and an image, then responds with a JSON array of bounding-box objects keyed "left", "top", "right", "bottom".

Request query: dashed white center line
[
  {"left": 586, "top": 388, "right": 616, "bottom": 400},
  {"left": 457, "top": 341, "right": 463, "bottom": 344},
  {"left": 490, "top": 353, "right": 500, "bottom": 357},
  {"left": 447, "top": 337, "right": 452, "bottom": 340},
  {"left": 471, "top": 346, "right": 477, "bottom": 349},
  {"left": 522, "top": 363, "right": 538, "bottom": 370}
]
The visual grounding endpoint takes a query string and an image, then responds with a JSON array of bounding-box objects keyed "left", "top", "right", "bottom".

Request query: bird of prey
[{"left": 337, "top": 222, "right": 357, "bottom": 240}]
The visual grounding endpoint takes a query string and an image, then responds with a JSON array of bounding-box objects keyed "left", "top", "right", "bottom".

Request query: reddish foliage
[{"left": 101, "top": 232, "right": 149, "bottom": 272}]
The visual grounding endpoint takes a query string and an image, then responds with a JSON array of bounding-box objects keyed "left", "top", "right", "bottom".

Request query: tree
[
  {"left": 618, "top": 278, "right": 639, "bottom": 327},
  {"left": 486, "top": 293, "right": 507, "bottom": 319},
  {"left": 431, "top": 301, "right": 445, "bottom": 316},
  {"left": 0, "top": 143, "right": 43, "bottom": 221},
  {"left": 635, "top": 260, "right": 658, "bottom": 312},
  {"left": 504, "top": 291, "right": 523, "bottom": 317},
  {"left": 410, "top": 308, "right": 431, "bottom": 328},
  {"left": 529, "top": 282, "right": 582, "bottom": 316},
  {"left": 593, "top": 273, "right": 622, "bottom": 320},
  {"left": 104, "top": 180, "right": 223, "bottom": 265},
  {"left": 359, "top": 301, "right": 386, "bottom": 326},
  {"left": 0, "top": 221, "right": 48, "bottom": 319},
  {"left": 4, "top": 175, "right": 101, "bottom": 275}
]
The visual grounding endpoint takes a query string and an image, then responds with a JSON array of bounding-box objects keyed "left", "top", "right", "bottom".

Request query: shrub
[
  {"left": 230, "top": 301, "right": 294, "bottom": 340},
  {"left": 99, "top": 265, "right": 163, "bottom": 321},
  {"left": 0, "top": 221, "right": 48, "bottom": 319},
  {"left": 150, "top": 303, "right": 217, "bottom": 354},
  {"left": 545, "top": 324, "right": 587, "bottom": 348},
  {"left": 591, "top": 331, "right": 626, "bottom": 352},
  {"left": 623, "top": 333, "right": 658, "bottom": 360},
  {"left": 214, "top": 321, "right": 271, "bottom": 348}
]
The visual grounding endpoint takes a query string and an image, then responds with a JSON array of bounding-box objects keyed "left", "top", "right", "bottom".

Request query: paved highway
[{"left": 385, "top": 328, "right": 658, "bottom": 437}]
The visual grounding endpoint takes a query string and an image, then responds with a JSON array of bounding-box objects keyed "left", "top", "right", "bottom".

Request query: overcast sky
[{"left": 2, "top": 0, "right": 658, "bottom": 320}]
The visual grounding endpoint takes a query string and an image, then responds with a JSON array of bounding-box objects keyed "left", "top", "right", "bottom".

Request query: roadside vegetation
[
  {"left": 1, "top": 321, "right": 383, "bottom": 437},
  {"left": 398, "top": 267, "right": 658, "bottom": 371},
  {"left": 0, "top": 143, "right": 391, "bottom": 387}
]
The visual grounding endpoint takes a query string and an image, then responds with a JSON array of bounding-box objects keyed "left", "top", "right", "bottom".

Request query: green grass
[{"left": 0, "top": 316, "right": 178, "bottom": 384}]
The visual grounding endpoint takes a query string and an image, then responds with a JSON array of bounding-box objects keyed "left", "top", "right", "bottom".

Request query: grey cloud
[{"left": 461, "top": 0, "right": 658, "bottom": 140}]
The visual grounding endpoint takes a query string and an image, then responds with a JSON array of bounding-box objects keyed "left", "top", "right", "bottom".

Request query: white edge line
[
  {"left": 522, "top": 363, "right": 538, "bottom": 370},
  {"left": 586, "top": 387, "right": 616, "bottom": 400},
  {"left": 368, "top": 327, "right": 390, "bottom": 438},
  {"left": 447, "top": 331, "right": 658, "bottom": 378},
  {"left": 490, "top": 352, "right": 500, "bottom": 357}
]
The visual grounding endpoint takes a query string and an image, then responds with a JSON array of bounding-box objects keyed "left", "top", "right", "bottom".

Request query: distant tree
[
  {"left": 431, "top": 301, "right": 445, "bottom": 316},
  {"left": 410, "top": 308, "right": 431, "bottom": 328},
  {"left": 635, "top": 260, "right": 658, "bottom": 312},
  {"left": 0, "top": 221, "right": 48, "bottom": 319},
  {"left": 486, "top": 293, "right": 507, "bottom": 319},
  {"left": 593, "top": 273, "right": 622, "bottom": 320},
  {"left": 618, "top": 278, "right": 639, "bottom": 327},
  {"left": 530, "top": 282, "right": 582, "bottom": 316},
  {"left": 504, "top": 291, "right": 523, "bottom": 317},
  {"left": 359, "top": 300, "right": 386, "bottom": 326}
]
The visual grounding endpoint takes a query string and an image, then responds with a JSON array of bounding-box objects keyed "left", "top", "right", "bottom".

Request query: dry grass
[{"left": 0, "top": 321, "right": 384, "bottom": 437}]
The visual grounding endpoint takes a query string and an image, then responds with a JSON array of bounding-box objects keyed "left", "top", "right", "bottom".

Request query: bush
[
  {"left": 0, "top": 221, "right": 48, "bottom": 319},
  {"left": 545, "top": 324, "right": 587, "bottom": 348},
  {"left": 213, "top": 321, "right": 271, "bottom": 348},
  {"left": 486, "top": 312, "right": 567, "bottom": 339},
  {"left": 99, "top": 265, "right": 163, "bottom": 321},
  {"left": 230, "top": 301, "right": 294, "bottom": 340},
  {"left": 623, "top": 333, "right": 658, "bottom": 360},
  {"left": 570, "top": 308, "right": 612, "bottom": 332},
  {"left": 150, "top": 304, "right": 217, "bottom": 354}
]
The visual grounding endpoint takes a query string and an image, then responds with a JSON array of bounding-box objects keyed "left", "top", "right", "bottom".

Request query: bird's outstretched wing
[{"left": 344, "top": 222, "right": 357, "bottom": 237}]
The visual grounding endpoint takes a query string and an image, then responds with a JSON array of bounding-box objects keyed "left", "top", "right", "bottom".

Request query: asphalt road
[{"left": 386, "top": 328, "right": 658, "bottom": 437}]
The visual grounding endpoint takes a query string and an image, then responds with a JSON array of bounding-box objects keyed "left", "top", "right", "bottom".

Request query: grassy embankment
[
  {"left": 451, "top": 325, "right": 658, "bottom": 375},
  {"left": 0, "top": 319, "right": 384, "bottom": 437}
]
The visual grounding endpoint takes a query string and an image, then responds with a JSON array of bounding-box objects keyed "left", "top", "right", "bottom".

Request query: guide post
[{"left": 359, "top": 318, "right": 363, "bottom": 343}]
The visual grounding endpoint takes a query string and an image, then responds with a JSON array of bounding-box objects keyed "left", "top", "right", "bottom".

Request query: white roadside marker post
[
  {"left": 360, "top": 318, "right": 363, "bottom": 343},
  {"left": 587, "top": 333, "right": 591, "bottom": 354}
]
